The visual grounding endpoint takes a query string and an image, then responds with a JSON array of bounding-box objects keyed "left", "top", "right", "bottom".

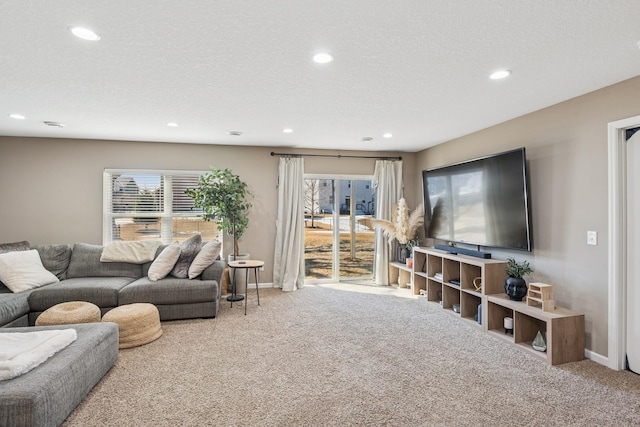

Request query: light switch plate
[{"left": 587, "top": 230, "right": 598, "bottom": 246}]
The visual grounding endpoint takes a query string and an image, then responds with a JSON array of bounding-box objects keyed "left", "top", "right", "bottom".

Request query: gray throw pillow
[
  {"left": 170, "top": 234, "right": 202, "bottom": 278},
  {"left": 33, "top": 244, "right": 72, "bottom": 280}
]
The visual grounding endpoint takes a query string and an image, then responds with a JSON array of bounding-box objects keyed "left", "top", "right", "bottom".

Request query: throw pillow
[
  {"left": 0, "top": 249, "right": 59, "bottom": 293},
  {"left": 188, "top": 239, "right": 222, "bottom": 279},
  {"left": 33, "top": 244, "right": 72, "bottom": 280},
  {"left": 170, "top": 234, "right": 202, "bottom": 278},
  {"left": 148, "top": 243, "right": 182, "bottom": 281}
]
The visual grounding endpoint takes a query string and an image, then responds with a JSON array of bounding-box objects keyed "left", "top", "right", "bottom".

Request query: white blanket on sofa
[{"left": 0, "top": 329, "right": 77, "bottom": 381}]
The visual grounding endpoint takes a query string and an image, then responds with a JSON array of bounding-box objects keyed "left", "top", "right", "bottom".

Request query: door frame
[
  {"left": 303, "top": 173, "right": 374, "bottom": 282},
  {"left": 608, "top": 114, "right": 640, "bottom": 370}
]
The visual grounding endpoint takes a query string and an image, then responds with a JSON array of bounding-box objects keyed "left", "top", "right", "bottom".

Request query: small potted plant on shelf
[
  {"left": 405, "top": 238, "right": 420, "bottom": 268},
  {"left": 504, "top": 257, "right": 533, "bottom": 301},
  {"left": 372, "top": 198, "right": 423, "bottom": 263}
]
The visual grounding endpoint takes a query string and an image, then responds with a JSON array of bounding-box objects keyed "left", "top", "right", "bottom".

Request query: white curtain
[
  {"left": 273, "top": 157, "right": 305, "bottom": 291},
  {"left": 373, "top": 160, "right": 403, "bottom": 285}
]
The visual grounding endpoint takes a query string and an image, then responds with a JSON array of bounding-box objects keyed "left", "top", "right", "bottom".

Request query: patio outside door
[{"left": 304, "top": 177, "right": 375, "bottom": 282}]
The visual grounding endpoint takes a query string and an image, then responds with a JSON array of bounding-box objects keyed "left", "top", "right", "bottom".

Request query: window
[{"left": 103, "top": 169, "right": 218, "bottom": 244}]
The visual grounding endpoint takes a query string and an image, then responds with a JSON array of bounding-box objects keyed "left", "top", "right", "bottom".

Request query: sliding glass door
[{"left": 304, "top": 176, "right": 375, "bottom": 282}]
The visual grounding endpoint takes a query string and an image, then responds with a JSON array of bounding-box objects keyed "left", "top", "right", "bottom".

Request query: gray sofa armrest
[{"left": 200, "top": 259, "right": 224, "bottom": 296}]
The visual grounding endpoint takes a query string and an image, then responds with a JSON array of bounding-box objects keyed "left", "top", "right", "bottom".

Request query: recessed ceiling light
[
  {"left": 8, "top": 114, "right": 26, "bottom": 120},
  {"left": 43, "top": 121, "right": 65, "bottom": 128},
  {"left": 490, "top": 69, "right": 511, "bottom": 80},
  {"left": 229, "top": 131, "right": 243, "bottom": 136},
  {"left": 282, "top": 128, "right": 293, "bottom": 133},
  {"left": 69, "top": 26, "right": 101, "bottom": 41},
  {"left": 167, "top": 122, "right": 179, "bottom": 127},
  {"left": 383, "top": 133, "right": 393, "bottom": 138},
  {"left": 313, "top": 52, "right": 334, "bottom": 64}
]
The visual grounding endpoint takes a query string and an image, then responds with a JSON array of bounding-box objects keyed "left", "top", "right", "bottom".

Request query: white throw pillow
[
  {"left": 0, "top": 250, "right": 59, "bottom": 293},
  {"left": 148, "top": 243, "right": 181, "bottom": 281},
  {"left": 188, "top": 240, "right": 222, "bottom": 279}
]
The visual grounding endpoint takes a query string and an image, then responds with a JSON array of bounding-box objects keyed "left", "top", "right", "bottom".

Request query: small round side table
[{"left": 227, "top": 259, "right": 263, "bottom": 315}]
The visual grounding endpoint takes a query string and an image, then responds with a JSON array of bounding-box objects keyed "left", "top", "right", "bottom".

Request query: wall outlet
[
  {"left": 259, "top": 266, "right": 265, "bottom": 271},
  {"left": 587, "top": 230, "right": 598, "bottom": 246}
]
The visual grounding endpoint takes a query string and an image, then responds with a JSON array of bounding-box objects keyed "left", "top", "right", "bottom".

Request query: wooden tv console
[{"left": 411, "top": 247, "right": 585, "bottom": 365}]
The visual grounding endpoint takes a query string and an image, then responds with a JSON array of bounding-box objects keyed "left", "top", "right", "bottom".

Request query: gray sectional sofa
[
  {"left": 0, "top": 241, "right": 224, "bottom": 426},
  {"left": 0, "top": 242, "right": 224, "bottom": 328}
]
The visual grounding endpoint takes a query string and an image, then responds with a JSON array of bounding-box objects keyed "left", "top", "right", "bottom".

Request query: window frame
[{"left": 103, "top": 168, "right": 212, "bottom": 244}]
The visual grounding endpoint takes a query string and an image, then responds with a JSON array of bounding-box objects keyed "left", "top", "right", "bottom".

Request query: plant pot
[
  {"left": 505, "top": 277, "right": 527, "bottom": 301},
  {"left": 228, "top": 253, "right": 250, "bottom": 293}
]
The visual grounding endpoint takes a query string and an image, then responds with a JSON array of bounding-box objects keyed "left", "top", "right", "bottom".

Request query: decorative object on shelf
[
  {"left": 526, "top": 283, "right": 555, "bottom": 311},
  {"left": 532, "top": 330, "right": 547, "bottom": 352},
  {"left": 452, "top": 303, "right": 461, "bottom": 313},
  {"left": 476, "top": 304, "right": 482, "bottom": 325},
  {"left": 504, "top": 257, "right": 533, "bottom": 301},
  {"left": 372, "top": 198, "right": 424, "bottom": 262},
  {"left": 473, "top": 277, "right": 482, "bottom": 292},
  {"left": 504, "top": 316, "right": 513, "bottom": 334},
  {"left": 406, "top": 257, "right": 413, "bottom": 268}
]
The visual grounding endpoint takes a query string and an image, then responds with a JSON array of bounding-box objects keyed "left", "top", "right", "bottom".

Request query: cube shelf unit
[
  {"left": 412, "top": 247, "right": 508, "bottom": 329},
  {"left": 388, "top": 261, "right": 412, "bottom": 289},
  {"left": 412, "top": 247, "right": 585, "bottom": 365},
  {"left": 486, "top": 294, "right": 585, "bottom": 365}
]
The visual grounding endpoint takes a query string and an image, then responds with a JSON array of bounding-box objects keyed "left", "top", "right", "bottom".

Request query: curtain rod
[{"left": 270, "top": 152, "right": 402, "bottom": 161}]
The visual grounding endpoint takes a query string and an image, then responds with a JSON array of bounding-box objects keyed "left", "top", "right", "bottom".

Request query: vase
[
  {"left": 532, "top": 330, "right": 547, "bottom": 352},
  {"left": 397, "top": 244, "right": 409, "bottom": 263},
  {"left": 505, "top": 277, "right": 527, "bottom": 301}
]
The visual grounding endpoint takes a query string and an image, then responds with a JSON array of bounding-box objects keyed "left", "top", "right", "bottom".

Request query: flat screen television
[{"left": 422, "top": 147, "right": 532, "bottom": 252}]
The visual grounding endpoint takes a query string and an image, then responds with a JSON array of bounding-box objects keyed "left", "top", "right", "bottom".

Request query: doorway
[
  {"left": 303, "top": 176, "right": 375, "bottom": 282},
  {"left": 608, "top": 115, "right": 640, "bottom": 371}
]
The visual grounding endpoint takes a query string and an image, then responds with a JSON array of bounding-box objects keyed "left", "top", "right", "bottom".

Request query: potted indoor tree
[
  {"left": 504, "top": 257, "right": 533, "bottom": 301},
  {"left": 185, "top": 167, "right": 253, "bottom": 269}
]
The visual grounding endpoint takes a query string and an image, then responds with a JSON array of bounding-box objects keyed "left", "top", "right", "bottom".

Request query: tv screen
[{"left": 422, "top": 148, "right": 532, "bottom": 251}]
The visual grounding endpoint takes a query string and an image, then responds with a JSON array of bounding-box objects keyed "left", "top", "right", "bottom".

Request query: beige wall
[
  {"left": 0, "top": 137, "right": 409, "bottom": 286},
  {"left": 3, "top": 76, "right": 637, "bottom": 357},
  {"left": 415, "top": 75, "right": 640, "bottom": 357}
]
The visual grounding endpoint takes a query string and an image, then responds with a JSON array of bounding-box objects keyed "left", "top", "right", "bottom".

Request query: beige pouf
[
  {"left": 102, "top": 303, "right": 162, "bottom": 349},
  {"left": 35, "top": 301, "right": 101, "bottom": 326}
]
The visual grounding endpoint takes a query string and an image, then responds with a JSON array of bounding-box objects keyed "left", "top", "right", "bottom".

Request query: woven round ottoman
[
  {"left": 102, "top": 303, "right": 162, "bottom": 349},
  {"left": 35, "top": 301, "right": 101, "bottom": 326}
]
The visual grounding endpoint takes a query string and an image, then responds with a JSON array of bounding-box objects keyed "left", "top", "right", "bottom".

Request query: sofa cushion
[
  {"left": 188, "top": 239, "right": 221, "bottom": 279},
  {"left": 33, "top": 244, "right": 72, "bottom": 280},
  {"left": 119, "top": 276, "right": 218, "bottom": 306},
  {"left": 170, "top": 234, "right": 202, "bottom": 279},
  {"left": 0, "top": 240, "right": 30, "bottom": 253},
  {"left": 0, "top": 250, "right": 59, "bottom": 293},
  {"left": 28, "top": 277, "right": 136, "bottom": 311},
  {"left": 67, "top": 243, "right": 142, "bottom": 279},
  {"left": 0, "top": 290, "right": 31, "bottom": 326}
]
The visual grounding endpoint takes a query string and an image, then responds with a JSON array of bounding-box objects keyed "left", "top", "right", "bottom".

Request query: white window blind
[{"left": 103, "top": 169, "right": 218, "bottom": 244}]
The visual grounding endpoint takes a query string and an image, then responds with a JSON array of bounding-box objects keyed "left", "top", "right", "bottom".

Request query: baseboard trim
[{"left": 585, "top": 349, "right": 608, "bottom": 367}]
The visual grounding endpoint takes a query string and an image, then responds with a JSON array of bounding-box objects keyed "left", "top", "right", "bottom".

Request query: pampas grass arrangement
[{"left": 373, "top": 198, "right": 424, "bottom": 244}]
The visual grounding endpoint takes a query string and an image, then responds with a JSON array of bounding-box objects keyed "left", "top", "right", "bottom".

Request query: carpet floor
[{"left": 63, "top": 283, "right": 640, "bottom": 426}]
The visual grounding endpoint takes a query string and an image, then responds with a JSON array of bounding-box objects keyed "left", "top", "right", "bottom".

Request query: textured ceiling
[{"left": 1, "top": 1, "right": 639, "bottom": 152}]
